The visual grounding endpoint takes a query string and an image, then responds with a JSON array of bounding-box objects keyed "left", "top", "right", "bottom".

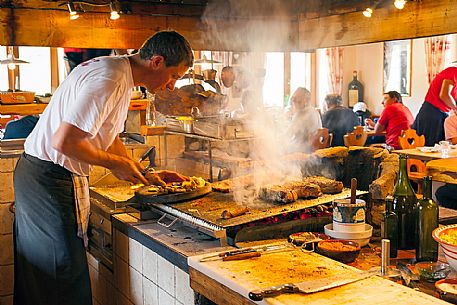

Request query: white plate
[{"left": 417, "top": 146, "right": 439, "bottom": 153}]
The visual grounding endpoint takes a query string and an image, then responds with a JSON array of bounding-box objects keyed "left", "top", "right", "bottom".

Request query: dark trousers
[
  {"left": 436, "top": 184, "right": 457, "bottom": 209},
  {"left": 13, "top": 153, "right": 92, "bottom": 305},
  {"left": 412, "top": 102, "right": 448, "bottom": 146}
]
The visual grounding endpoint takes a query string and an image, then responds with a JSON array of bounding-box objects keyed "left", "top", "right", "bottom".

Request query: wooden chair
[
  {"left": 310, "top": 128, "right": 333, "bottom": 151},
  {"left": 398, "top": 128, "right": 426, "bottom": 193},
  {"left": 343, "top": 126, "right": 367, "bottom": 147}
]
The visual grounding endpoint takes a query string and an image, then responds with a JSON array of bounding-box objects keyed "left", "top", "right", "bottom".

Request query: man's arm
[
  {"left": 439, "top": 79, "right": 457, "bottom": 111},
  {"left": 107, "top": 135, "right": 129, "bottom": 158},
  {"left": 374, "top": 122, "right": 386, "bottom": 133},
  {"left": 52, "top": 122, "right": 148, "bottom": 184}
]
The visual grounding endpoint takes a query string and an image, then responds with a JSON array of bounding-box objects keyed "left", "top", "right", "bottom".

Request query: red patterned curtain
[
  {"left": 425, "top": 36, "right": 450, "bottom": 84},
  {"left": 326, "top": 47, "right": 344, "bottom": 95}
]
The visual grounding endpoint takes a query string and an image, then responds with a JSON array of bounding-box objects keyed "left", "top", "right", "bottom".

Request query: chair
[
  {"left": 343, "top": 126, "right": 367, "bottom": 147},
  {"left": 398, "top": 128, "right": 426, "bottom": 193},
  {"left": 310, "top": 128, "right": 333, "bottom": 151}
]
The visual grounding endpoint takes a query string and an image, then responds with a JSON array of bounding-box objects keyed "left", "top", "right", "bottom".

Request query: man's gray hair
[
  {"left": 325, "top": 94, "right": 343, "bottom": 106},
  {"left": 139, "top": 31, "right": 194, "bottom": 67}
]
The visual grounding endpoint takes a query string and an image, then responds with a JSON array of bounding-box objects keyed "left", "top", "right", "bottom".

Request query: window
[
  {"left": 263, "top": 52, "right": 284, "bottom": 107},
  {"left": 0, "top": 47, "right": 8, "bottom": 90},
  {"left": 290, "top": 52, "right": 311, "bottom": 95},
  {"left": 19, "top": 47, "right": 52, "bottom": 94}
]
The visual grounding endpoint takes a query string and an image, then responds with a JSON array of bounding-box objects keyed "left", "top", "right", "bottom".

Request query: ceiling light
[
  {"left": 363, "top": 8, "right": 373, "bottom": 18},
  {"left": 110, "top": 1, "right": 120, "bottom": 20},
  {"left": 1, "top": 46, "right": 29, "bottom": 70},
  {"left": 394, "top": 0, "right": 407, "bottom": 9},
  {"left": 67, "top": 1, "right": 79, "bottom": 20}
]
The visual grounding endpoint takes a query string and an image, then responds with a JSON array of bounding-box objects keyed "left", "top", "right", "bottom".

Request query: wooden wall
[{"left": 0, "top": 0, "right": 456, "bottom": 51}]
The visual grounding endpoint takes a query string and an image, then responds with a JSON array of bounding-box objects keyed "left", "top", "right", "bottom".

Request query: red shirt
[
  {"left": 378, "top": 103, "right": 414, "bottom": 149},
  {"left": 425, "top": 67, "right": 457, "bottom": 112}
]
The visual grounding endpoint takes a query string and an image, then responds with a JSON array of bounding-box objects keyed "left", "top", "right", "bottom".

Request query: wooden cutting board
[{"left": 188, "top": 247, "right": 450, "bottom": 305}]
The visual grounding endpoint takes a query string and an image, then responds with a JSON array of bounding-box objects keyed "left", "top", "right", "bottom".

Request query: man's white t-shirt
[{"left": 25, "top": 56, "right": 134, "bottom": 176}]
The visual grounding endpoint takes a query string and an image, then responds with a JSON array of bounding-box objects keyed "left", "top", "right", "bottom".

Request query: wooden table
[
  {"left": 188, "top": 245, "right": 451, "bottom": 305},
  {"left": 366, "top": 129, "right": 386, "bottom": 137},
  {"left": 426, "top": 157, "right": 457, "bottom": 184},
  {"left": 393, "top": 148, "right": 457, "bottom": 161}
]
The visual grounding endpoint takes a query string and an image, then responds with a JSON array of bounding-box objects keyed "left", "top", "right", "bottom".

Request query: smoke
[{"left": 200, "top": 0, "right": 319, "bottom": 205}]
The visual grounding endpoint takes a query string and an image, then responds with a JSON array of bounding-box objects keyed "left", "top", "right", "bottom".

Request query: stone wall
[{"left": 0, "top": 156, "right": 18, "bottom": 305}]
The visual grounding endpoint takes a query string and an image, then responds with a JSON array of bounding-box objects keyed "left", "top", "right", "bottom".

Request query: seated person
[
  {"left": 322, "top": 94, "right": 359, "bottom": 147},
  {"left": 2, "top": 115, "right": 39, "bottom": 139},
  {"left": 436, "top": 111, "right": 457, "bottom": 209},
  {"left": 286, "top": 87, "right": 322, "bottom": 152},
  {"left": 365, "top": 91, "right": 414, "bottom": 150},
  {"left": 353, "top": 101, "right": 371, "bottom": 126}
]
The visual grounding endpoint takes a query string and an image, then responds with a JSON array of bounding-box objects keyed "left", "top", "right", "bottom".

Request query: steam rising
[{"left": 201, "top": 0, "right": 317, "bottom": 204}]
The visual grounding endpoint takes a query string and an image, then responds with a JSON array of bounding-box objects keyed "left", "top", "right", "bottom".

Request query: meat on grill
[
  {"left": 302, "top": 176, "right": 343, "bottom": 194},
  {"left": 211, "top": 174, "right": 255, "bottom": 193},
  {"left": 259, "top": 181, "right": 322, "bottom": 203}
]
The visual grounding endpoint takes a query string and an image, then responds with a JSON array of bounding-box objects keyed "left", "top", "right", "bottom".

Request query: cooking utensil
[
  {"left": 350, "top": 178, "right": 357, "bottom": 204},
  {"left": 248, "top": 271, "right": 373, "bottom": 301},
  {"left": 199, "top": 243, "right": 292, "bottom": 262}
]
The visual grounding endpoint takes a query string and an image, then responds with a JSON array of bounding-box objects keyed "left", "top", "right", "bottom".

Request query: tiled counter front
[{"left": 0, "top": 156, "right": 18, "bottom": 305}]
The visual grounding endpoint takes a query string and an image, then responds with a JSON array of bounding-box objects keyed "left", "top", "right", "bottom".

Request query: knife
[{"left": 248, "top": 272, "right": 374, "bottom": 301}]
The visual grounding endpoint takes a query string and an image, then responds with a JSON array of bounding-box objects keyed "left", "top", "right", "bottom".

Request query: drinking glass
[{"left": 440, "top": 140, "right": 450, "bottom": 157}]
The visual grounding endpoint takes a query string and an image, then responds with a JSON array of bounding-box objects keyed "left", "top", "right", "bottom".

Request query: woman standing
[{"left": 412, "top": 66, "right": 457, "bottom": 146}]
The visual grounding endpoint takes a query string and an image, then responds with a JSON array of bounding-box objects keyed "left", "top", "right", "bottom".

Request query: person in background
[
  {"left": 412, "top": 66, "right": 457, "bottom": 146},
  {"left": 435, "top": 111, "right": 457, "bottom": 209},
  {"left": 286, "top": 87, "right": 322, "bottom": 152},
  {"left": 2, "top": 115, "right": 39, "bottom": 139},
  {"left": 13, "top": 31, "right": 193, "bottom": 305},
  {"left": 322, "top": 94, "right": 359, "bottom": 147},
  {"left": 365, "top": 91, "right": 414, "bottom": 150},
  {"left": 352, "top": 101, "right": 371, "bottom": 126}
]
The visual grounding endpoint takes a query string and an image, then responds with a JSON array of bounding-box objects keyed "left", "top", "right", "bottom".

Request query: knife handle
[
  {"left": 222, "top": 251, "right": 261, "bottom": 261},
  {"left": 249, "top": 284, "right": 298, "bottom": 301}
]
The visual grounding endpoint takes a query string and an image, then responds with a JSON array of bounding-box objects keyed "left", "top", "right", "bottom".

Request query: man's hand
[
  {"left": 364, "top": 119, "right": 375, "bottom": 129},
  {"left": 144, "top": 170, "right": 190, "bottom": 186},
  {"left": 110, "top": 157, "right": 148, "bottom": 185}
]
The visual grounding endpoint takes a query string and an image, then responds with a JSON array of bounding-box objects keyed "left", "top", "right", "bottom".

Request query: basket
[{"left": 0, "top": 91, "right": 35, "bottom": 104}]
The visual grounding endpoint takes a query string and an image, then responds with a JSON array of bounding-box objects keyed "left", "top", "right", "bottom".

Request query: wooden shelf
[
  {"left": 0, "top": 103, "right": 47, "bottom": 115},
  {"left": 0, "top": 99, "right": 148, "bottom": 116}
]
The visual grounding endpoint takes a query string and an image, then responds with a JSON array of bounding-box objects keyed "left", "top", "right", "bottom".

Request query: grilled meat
[
  {"left": 283, "top": 181, "right": 322, "bottom": 198},
  {"left": 259, "top": 185, "right": 299, "bottom": 203},
  {"left": 302, "top": 176, "right": 343, "bottom": 194},
  {"left": 144, "top": 169, "right": 190, "bottom": 187},
  {"left": 212, "top": 174, "right": 255, "bottom": 192}
]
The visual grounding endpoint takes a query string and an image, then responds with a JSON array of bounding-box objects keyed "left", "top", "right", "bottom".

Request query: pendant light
[{"left": 0, "top": 46, "right": 29, "bottom": 70}]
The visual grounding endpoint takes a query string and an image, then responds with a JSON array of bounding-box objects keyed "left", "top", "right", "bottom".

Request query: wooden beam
[
  {"left": 299, "top": 0, "right": 457, "bottom": 50},
  {"left": 50, "top": 47, "right": 59, "bottom": 92},
  {"left": 0, "top": 8, "right": 299, "bottom": 51}
]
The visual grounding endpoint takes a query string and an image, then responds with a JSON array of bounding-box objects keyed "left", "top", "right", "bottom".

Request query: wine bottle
[
  {"left": 348, "top": 71, "right": 364, "bottom": 107},
  {"left": 381, "top": 196, "right": 398, "bottom": 258},
  {"left": 392, "top": 154, "right": 418, "bottom": 250},
  {"left": 416, "top": 176, "right": 439, "bottom": 262}
]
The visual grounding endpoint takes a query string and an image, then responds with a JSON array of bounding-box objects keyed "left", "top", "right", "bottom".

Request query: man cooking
[{"left": 13, "top": 31, "right": 193, "bottom": 305}]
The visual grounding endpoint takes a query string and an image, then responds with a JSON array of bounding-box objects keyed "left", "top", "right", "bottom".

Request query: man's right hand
[{"left": 110, "top": 157, "right": 148, "bottom": 185}]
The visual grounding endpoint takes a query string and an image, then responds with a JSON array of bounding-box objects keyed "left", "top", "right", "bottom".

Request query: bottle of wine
[
  {"left": 416, "top": 176, "right": 439, "bottom": 262},
  {"left": 381, "top": 196, "right": 398, "bottom": 258},
  {"left": 392, "top": 154, "right": 418, "bottom": 250},
  {"left": 348, "top": 71, "right": 363, "bottom": 107}
]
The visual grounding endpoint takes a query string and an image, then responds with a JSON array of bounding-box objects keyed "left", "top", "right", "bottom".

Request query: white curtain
[
  {"left": 425, "top": 36, "right": 450, "bottom": 84},
  {"left": 326, "top": 47, "right": 344, "bottom": 95}
]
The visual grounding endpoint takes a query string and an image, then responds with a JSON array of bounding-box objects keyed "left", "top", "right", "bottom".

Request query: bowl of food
[
  {"left": 433, "top": 225, "right": 457, "bottom": 270},
  {"left": 324, "top": 223, "right": 372, "bottom": 247},
  {"left": 316, "top": 240, "right": 361, "bottom": 264},
  {"left": 415, "top": 261, "right": 451, "bottom": 282},
  {"left": 288, "top": 232, "right": 330, "bottom": 249},
  {"left": 436, "top": 279, "right": 457, "bottom": 304}
]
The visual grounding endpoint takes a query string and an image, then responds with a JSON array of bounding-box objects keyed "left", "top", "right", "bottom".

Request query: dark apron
[
  {"left": 412, "top": 101, "right": 448, "bottom": 146},
  {"left": 13, "top": 153, "right": 92, "bottom": 305}
]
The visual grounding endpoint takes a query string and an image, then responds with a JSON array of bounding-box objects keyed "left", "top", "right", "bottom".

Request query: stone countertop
[{"left": 112, "top": 213, "right": 232, "bottom": 273}]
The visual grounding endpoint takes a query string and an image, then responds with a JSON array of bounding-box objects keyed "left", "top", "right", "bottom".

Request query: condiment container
[{"left": 332, "top": 198, "right": 366, "bottom": 232}]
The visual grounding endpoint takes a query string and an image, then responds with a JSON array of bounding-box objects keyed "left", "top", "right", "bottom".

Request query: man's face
[
  {"left": 382, "top": 94, "right": 395, "bottom": 107},
  {"left": 144, "top": 56, "right": 189, "bottom": 93}
]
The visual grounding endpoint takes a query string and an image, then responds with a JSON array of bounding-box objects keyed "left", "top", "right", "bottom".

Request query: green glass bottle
[
  {"left": 381, "top": 196, "right": 398, "bottom": 258},
  {"left": 392, "top": 154, "right": 418, "bottom": 250},
  {"left": 416, "top": 176, "right": 439, "bottom": 262}
]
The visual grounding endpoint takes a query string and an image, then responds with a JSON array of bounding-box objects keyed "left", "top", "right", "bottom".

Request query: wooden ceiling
[{"left": 0, "top": 0, "right": 456, "bottom": 50}]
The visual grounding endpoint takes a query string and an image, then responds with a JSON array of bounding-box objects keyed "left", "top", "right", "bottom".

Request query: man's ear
[{"left": 149, "top": 55, "right": 165, "bottom": 69}]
